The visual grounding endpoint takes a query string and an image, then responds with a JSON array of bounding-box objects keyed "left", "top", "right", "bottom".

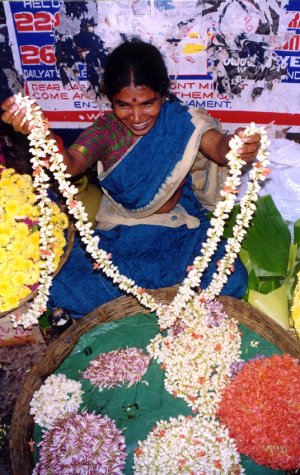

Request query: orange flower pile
[{"left": 217, "top": 354, "right": 300, "bottom": 470}]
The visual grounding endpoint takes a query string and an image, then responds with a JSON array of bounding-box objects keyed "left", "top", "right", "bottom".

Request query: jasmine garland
[{"left": 13, "top": 93, "right": 270, "bottom": 329}]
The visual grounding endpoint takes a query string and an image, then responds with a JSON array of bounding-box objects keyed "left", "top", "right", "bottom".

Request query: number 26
[{"left": 20, "top": 45, "right": 56, "bottom": 65}]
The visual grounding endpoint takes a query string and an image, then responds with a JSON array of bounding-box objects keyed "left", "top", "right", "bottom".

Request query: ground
[{"left": 0, "top": 327, "right": 60, "bottom": 475}]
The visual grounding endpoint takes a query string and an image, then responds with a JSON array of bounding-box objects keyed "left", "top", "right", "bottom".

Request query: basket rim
[{"left": 9, "top": 289, "right": 300, "bottom": 475}]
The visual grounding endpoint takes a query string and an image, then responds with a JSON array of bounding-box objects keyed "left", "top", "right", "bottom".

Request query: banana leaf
[
  {"left": 242, "top": 195, "right": 291, "bottom": 278},
  {"left": 294, "top": 219, "right": 300, "bottom": 249},
  {"left": 224, "top": 196, "right": 291, "bottom": 278},
  {"left": 215, "top": 195, "right": 300, "bottom": 328},
  {"left": 224, "top": 195, "right": 292, "bottom": 288},
  {"left": 248, "top": 285, "right": 290, "bottom": 330}
]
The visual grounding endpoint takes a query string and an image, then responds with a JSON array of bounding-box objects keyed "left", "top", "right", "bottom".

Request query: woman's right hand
[
  {"left": 1, "top": 95, "right": 43, "bottom": 135},
  {"left": 1, "top": 95, "right": 89, "bottom": 177}
]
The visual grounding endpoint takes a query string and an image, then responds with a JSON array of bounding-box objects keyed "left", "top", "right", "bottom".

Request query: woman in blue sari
[{"left": 1, "top": 40, "right": 261, "bottom": 319}]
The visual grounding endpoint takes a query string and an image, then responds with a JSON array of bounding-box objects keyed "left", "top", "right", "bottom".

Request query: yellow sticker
[{"left": 183, "top": 43, "right": 205, "bottom": 54}]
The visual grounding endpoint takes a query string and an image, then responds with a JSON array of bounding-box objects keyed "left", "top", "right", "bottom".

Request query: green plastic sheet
[{"left": 34, "top": 312, "right": 284, "bottom": 474}]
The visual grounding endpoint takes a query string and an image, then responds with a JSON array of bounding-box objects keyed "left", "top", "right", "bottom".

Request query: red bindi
[{"left": 132, "top": 97, "right": 137, "bottom": 102}]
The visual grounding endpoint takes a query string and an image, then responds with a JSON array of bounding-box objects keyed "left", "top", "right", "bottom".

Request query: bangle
[{"left": 53, "top": 133, "right": 64, "bottom": 155}]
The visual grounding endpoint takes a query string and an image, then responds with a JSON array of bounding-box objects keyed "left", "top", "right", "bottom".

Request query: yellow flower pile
[
  {"left": 291, "top": 271, "right": 300, "bottom": 338},
  {"left": 0, "top": 167, "right": 68, "bottom": 313}
]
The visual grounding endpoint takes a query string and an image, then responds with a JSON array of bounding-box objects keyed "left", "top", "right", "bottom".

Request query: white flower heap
[
  {"left": 148, "top": 299, "right": 242, "bottom": 417},
  {"left": 14, "top": 93, "right": 270, "bottom": 331},
  {"left": 30, "top": 373, "right": 83, "bottom": 429},
  {"left": 133, "top": 414, "right": 244, "bottom": 474}
]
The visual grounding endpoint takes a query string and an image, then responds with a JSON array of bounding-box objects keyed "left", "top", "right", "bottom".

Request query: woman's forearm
[
  {"left": 200, "top": 128, "right": 261, "bottom": 165},
  {"left": 47, "top": 131, "right": 88, "bottom": 177},
  {"left": 1, "top": 96, "right": 87, "bottom": 177},
  {"left": 199, "top": 129, "right": 231, "bottom": 165}
]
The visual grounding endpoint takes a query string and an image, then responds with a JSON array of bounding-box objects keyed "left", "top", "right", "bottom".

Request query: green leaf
[
  {"left": 239, "top": 248, "right": 252, "bottom": 274},
  {"left": 38, "top": 309, "right": 52, "bottom": 329},
  {"left": 287, "top": 243, "right": 298, "bottom": 275},
  {"left": 248, "top": 286, "right": 290, "bottom": 330},
  {"left": 259, "top": 279, "right": 281, "bottom": 294},
  {"left": 294, "top": 219, "right": 300, "bottom": 247},
  {"left": 282, "top": 244, "right": 300, "bottom": 301},
  {"left": 247, "top": 268, "right": 260, "bottom": 291},
  {"left": 242, "top": 195, "right": 291, "bottom": 278},
  {"left": 242, "top": 268, "right": 260, "bottom": 302},
  {"left": 223, "top": 205, "right": 240, "bottom": 238}
]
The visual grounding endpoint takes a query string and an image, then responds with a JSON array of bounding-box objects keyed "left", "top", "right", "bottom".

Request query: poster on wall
[{"left": 3, "top": 0, "right": 300, "bottom": 129}]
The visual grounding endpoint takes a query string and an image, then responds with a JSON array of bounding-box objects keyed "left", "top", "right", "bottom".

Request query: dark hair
[{"left": 103, "top": 39, "right": 170, "bottom": 102}]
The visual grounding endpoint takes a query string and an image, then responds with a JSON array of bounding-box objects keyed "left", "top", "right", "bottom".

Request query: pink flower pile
[
  {"left": 33, "top": 411, "right": 126, "bottom": 474},
  {"left": 82, "top": 347, "right": 151, "bottom": 390}
]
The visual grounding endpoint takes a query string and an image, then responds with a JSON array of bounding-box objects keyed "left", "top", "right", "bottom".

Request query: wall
[{"left": 1, "top": 0, "right": 300, "bottom": 141}]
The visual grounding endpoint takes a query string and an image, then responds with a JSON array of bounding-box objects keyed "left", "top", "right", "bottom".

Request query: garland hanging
[{"left": 12, "top": 93, "right": 270, "bottom": 328}]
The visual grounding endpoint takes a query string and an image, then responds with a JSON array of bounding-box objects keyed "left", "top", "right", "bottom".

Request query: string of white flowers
[
  {"left": 147, "top": 298, "right": 242, "bottom": 417},
  {"left": 201, "top": 123, "right": 270, "bottom": 300},
  {"left": 10, "top": 147, "right": 56, "bottom": 328},
  {"left": 14, "top": 93, "right": 270, "bottom": 329},
  {"left": 156, "top": 126, "right": 270, "bottom": 329},
  {"left": 155, "top": 133, "right": 246, "bottom": 329}
]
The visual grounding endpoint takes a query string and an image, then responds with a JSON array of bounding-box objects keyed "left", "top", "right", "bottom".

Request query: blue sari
[{"left": 49, "top": 101, "right": 247, "bottom": 318}]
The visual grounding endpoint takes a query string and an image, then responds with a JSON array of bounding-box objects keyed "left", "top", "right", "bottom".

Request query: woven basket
[
  {"left": 9, "top": 288, "right": 300, "bottom": 475},
  {"left": 0, "top": 222, "right": 75, "bottom": 319}
]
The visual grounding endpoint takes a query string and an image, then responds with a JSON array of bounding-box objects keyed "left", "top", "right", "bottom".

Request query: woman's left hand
[{"left": 234, "top": 127, "right": 261, "bottom": 163}]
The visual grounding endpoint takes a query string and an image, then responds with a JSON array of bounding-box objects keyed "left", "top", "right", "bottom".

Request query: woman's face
[{"left": 112, "top": 85, "right": 162, "bottom": 136}]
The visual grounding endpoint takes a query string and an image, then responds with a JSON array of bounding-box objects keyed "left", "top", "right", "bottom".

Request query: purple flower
[
  {"left": 22, "top": 217, "right": 40, "bottom": 227},
  {"left": 82, "top": 347, "right": 150, "bottom": 390},
  {"left": 230, "top": 360, "right": 245, "bottom": 377},
  {"left": 230, "top": 355, "right": 266, "bottom": 377},
  {"left": 28, "top": 284, "right": 39, "bottom": 292},
  {"left": 204, "top": 300, "right": 227, "bottom": 327},
  {"left": 33, "top": 411, "right": 126, "bottom": 474}
]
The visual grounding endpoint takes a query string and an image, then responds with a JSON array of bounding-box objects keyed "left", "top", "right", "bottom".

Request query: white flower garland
[
  {"left": 10, "top": 157, "right": 57, "bottom": 328},
  {"left": 147, "top": 298, "right": 242, "bottom": 417},
  {"left": 30, "top": 373, "right": 83, "bottom": 429},
  {"left": 13, "top": 94, "right": 270, "bottom": 328}
]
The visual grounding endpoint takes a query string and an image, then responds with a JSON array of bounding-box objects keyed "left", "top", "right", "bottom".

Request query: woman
[{"left": 1, "top": 40, "right": 260, "bottom": 318}]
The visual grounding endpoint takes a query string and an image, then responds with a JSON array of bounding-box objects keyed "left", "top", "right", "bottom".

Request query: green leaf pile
[{"left": 224, "top": 195, "right": 300, "bottom": 329}]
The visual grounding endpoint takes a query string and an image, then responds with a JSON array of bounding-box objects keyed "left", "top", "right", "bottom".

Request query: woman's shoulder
[
  {"left": 70, "top": 111, "right": 121, "bottom": 153},
  {"left": 91, "top": 111, "right": 120, "bottom": 130}
]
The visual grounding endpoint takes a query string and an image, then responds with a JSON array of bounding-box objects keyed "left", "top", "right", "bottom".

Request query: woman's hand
[
  {"left": 200, "top": 127, "right": 262, "bottom": 166},
  {"left": 1, "top": 95, "right": 44, "bottom": 134},
  {"left": 234, "top": 127, "right": 261, "bottom": 163}
]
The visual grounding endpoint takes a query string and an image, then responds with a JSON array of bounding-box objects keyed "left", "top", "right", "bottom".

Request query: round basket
[
  {"left": 0, "top": 222, "right": 75, "bottom": 319},
  {"left": 9, "top": 288, "right": 300, "bottom": 475}
]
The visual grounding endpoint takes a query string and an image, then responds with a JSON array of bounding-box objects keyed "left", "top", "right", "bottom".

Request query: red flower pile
[{"left": 217, "top": 354, "right": 300, "bottom": 470}]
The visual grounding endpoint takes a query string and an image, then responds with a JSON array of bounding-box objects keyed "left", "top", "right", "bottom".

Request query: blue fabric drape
[
  {"left": 100, "top": 101, "right": 195, "bottom": 211},
  {"left": 49, "top": 102, "right": 247, "bottom": 318},
  {"left": 49, "top": 179, "right": 247, "bottom": 318}
]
